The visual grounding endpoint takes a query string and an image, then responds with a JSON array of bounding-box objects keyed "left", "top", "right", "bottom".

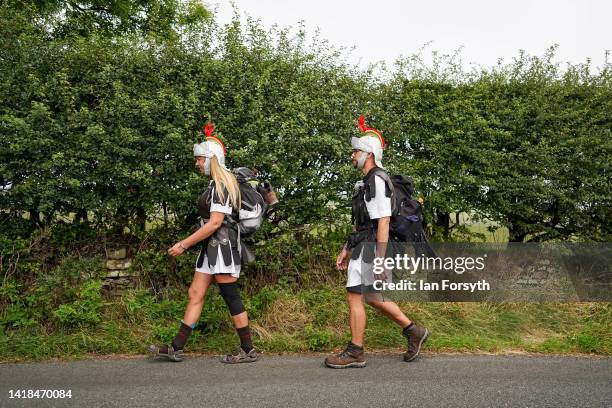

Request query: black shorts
[{"left": 346, "top": 284, "right": 381, "bottom": 294}]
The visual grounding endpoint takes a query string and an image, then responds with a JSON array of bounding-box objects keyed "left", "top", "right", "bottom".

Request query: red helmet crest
[
  {"left": 357, "top": 115, "right": 385, "bottom": 149},
  {"left": 202, "top": 121, "right": 227, "bottom": 154}
]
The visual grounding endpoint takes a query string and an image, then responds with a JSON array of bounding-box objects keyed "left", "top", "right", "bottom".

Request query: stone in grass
[
  {"left": 106, "top": 259, "right": 132, "bottom": 270},
  {"left": 106, "top": 248, "right": 127, "bottom": 260},
  {"left": 106, "top": 270, "right": 134, "bottom": 278}
]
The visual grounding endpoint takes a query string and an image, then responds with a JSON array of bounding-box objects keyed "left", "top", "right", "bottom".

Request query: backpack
[
  {"left": 232, "top": 167, "right": 270, "bottom": 236},
  {"left": 387, "top": 174, "right": 436, "bottom": 257},
  {"left": 363, "top": 169, "right": 427, "bottom": 242},
  {"left": 388, "top": 175, "right": 423, "bottom": 241}
]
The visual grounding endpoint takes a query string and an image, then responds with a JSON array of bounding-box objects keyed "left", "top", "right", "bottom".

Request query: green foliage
[
  {"left": 299, "top": 287, "right": 345, "bottom": 326},
  {"left": 0, "top": 280, "right": 38, "bottom": 329},
  {"left": 1, "top": 5, "right": 609, "bottom": 243},
  {"left": 122, "top": 290, "right": 178, "bottom": 320},
  {"left": 4, "top": 286, "right": 610, "bottom": 360},
  {"left": 245, "top": 282, "right": 286, "bottom": 319},
  {"left": 12, "top": 0, "right": 210, "bottom": 39},
  {"left": 0, "top": 256, "right": 104, "bottom": 330},
  {"left": 381, "top": 47, "right": 611, "bottom": 241},
  {"left": 0, "top": 2, "right": 610, "bottom": 362},
  {"left": 304, "top": 324, "right": 333, "bottom": 351},
  {"left": 53, "top": 280, "right": 104, "bottom": 327}
]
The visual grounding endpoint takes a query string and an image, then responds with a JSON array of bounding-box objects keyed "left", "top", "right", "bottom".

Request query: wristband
[{"left": 178, "top": 241, "right": 188, "bottom": 250}]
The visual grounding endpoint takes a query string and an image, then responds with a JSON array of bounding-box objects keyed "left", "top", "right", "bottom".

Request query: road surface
[{"left": 1, "top": 354, "right": 610, "bottom": 407}]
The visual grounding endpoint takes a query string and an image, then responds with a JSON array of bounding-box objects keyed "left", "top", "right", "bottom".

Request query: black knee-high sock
[
  {"left": 237, "top": 326, "right": 253, "bottom": 353},
  {"left": 171, "top": 321, "right": 193, "bottom": 351}
]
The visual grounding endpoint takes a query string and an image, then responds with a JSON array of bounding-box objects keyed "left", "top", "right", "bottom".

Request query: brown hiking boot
[
  {"left": 402, "top": 325, "right": 429, "bottom": 362},
  {"left": 324, "top": 343, "right": 366, "bottom": 369}
]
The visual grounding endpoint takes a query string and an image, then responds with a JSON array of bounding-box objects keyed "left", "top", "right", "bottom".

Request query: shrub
[{"left": 52, "top": 280, "right": 104, "bottom": 328}]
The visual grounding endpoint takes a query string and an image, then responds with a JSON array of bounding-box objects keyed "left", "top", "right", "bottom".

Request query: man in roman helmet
[
  {"left": 324, "top": 115, "right": 429, "bottom": 368},
  {"left": 149, "top": 122, "right": 258, "bottom": 364}
]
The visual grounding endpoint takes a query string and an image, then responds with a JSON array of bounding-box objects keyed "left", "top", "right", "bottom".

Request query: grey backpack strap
[{"left": 364, "top": 168, "right": 394, "bottom": 203}]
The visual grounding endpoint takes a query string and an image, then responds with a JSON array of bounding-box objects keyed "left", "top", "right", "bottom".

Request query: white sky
[{"left": 211, "top": 0, "right": 611, "bottom": 71}]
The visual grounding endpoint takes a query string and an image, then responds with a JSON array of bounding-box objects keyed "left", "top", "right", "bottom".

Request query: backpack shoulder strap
[
  {"left": 363, "top": 167, "right": 394, "bottom": 200},
  {"left": 211, "top": 182, "right": 232, "bottom": 206}
]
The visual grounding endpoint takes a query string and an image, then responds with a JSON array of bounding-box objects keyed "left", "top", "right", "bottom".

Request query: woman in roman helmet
[{"left": 149, "top": 122, "right": 258, "bottom": 364}]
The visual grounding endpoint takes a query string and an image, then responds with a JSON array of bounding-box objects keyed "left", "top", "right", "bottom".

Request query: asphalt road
[{"left": 1, "top": 354, "right": 610, "bottom": 408}]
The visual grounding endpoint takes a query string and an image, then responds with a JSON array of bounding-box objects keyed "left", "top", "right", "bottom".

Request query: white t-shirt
[{"left": 364, "top": 175, "right": 392, "bottom": 219}]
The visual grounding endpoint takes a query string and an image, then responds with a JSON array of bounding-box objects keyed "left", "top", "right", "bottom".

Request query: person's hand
[
  {"left": 373, "top": 256, "right": 389, "bottom": 281},
  {"left": 374, "top": 270, "right": 388, "bottom": 282},
  {"left": 168, "top": 242, "right": 187, "bottom": 257},
  {"left": 336, "top": 247, "right": 349, "bottom": 270}
]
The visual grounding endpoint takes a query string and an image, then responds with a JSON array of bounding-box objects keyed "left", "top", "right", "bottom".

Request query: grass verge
[{"left": 1, "top": 284, "right": 610, "bottom": 362}]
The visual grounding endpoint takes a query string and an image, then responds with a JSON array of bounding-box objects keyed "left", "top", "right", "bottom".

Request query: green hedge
[{"left": 1, "top": 4, "right": 610, "bottom": 246}]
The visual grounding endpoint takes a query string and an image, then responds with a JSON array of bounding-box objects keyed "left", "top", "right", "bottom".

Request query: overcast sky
[{"left": 211, "top": 0, "right": 610, "bottom": 71}]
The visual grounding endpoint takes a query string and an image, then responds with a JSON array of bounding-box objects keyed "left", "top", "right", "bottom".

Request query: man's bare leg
[
  {"left": 365, "top": 298, "right": 411, "bottom": 327},
  {"left": 366, "top": 296, "right": 428, "bottom": 362},
  {"left": 347, "top": 291, "right": 366, "bottom": 346},
  {"left": 323, "top": 290, "right": 368, "bottom": 368}
]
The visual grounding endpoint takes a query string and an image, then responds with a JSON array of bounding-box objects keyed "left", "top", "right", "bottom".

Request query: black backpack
[
  {"left": 388, "top": 175, "right": 436, "bottom": 256},
  {"left": 389, "top": 175, "right": 423, "bottom": 241},
  {"left": 364, "top": 169, "right": 427, "bottom": 243}
]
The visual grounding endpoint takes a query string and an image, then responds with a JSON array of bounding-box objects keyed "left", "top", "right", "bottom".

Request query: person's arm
[
  {"left": 375, "top": 216, "right": 390, "bottom": 260},
  {"left": 168, "top": 211, "right": 225, "bottom": 257},
  {"left": 337, "top": 225, "right": 358, "bottom": 270},
  {"left": 369, "top": 175, "right": 392, "bottom": 275},
  {"left": 342, "top": 225, "right": 357, "bottom": 249}
]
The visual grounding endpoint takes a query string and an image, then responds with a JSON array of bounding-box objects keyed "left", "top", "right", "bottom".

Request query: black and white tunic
[{"left": 195, "top": 184, "right": 241, "bottom": 277}]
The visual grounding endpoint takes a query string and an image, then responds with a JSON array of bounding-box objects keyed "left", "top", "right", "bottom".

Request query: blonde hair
[{"left": 210, "top": 156, "right": 241, "bottom": 210}]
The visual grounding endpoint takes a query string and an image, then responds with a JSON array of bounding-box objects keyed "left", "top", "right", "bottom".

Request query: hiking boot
[
  {"left": 402, "top": 325, "right": 429, "bottom": 362},
  {"left": 324, "top": 344, "right": 367, "bottom": 369},
  {"left": 221, "top": 347, "right": 259, "bottom": 364},
  {"left": 148, "top": 344, "right": 184, "bottom": 362}
]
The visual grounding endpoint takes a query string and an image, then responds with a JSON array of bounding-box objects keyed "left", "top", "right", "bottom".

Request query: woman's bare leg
[
  {"left": 182, "top": 272, "right": 214, "bottom": 326},
  {"left": 148, "top": 272, "right": 213, "bottom": 359}
]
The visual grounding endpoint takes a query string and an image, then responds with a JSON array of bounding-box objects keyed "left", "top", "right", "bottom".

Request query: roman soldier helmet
[
  {"left": 351, "top": 115, "right": 385, "bottom": 169},
  {"left": 193, "top": 121, "right": 228, "bottom": 171}
]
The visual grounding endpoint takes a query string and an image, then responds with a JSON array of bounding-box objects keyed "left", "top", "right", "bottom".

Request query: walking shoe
[
  {"left": 402, "top": 325, "right": 429, "bottom": 362},
  {"left": 148, "top": 344, "right": 184, "bottom": 362},
  {"left": 324, "top": 344, "right": 367, "bottom": 369},
  {"left": 221, "top": 347, "right": 259, "bottom": 364}
]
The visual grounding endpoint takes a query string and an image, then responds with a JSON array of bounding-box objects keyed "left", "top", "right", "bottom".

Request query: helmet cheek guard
[
  {"left": 356, "top": 151, "right": 369, "bottom": 169},
  {"left": 204, "top": 157, "right": 212, "bottom": 175}
]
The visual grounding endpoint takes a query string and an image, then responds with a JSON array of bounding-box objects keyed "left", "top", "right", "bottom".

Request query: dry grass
[
  {"left": 259, "top": 297, "right": 314, "bottom": 335},
  {"left": 522, "top": 329, "right": 560, "bottom": 345}
]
